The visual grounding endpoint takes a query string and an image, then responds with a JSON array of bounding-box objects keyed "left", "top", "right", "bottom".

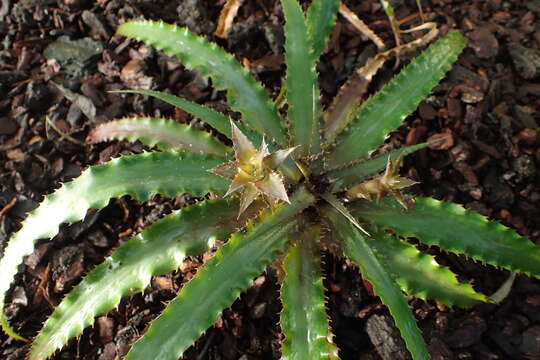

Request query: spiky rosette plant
[{"left": 2, "top": 1, "right": 540, "bottom": 359}]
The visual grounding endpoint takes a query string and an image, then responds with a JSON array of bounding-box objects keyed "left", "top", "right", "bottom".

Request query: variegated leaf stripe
[
  {"left": 88, "top": 117, "right": 232, "bottom": 156},
  {"left": 325, "top": 207, "right": 429, "bottom": 360},
  {"left": 0, "top": 152, "right": 228, "bottom": 339},
  {"left": 327, "top": 31, "right": 467, "bottom": 168},
  {"left": 354, "top": 197, "right": 540, "bottom": 279},
  {"left": 125, "top": 187, "right": 315, "bottom": 360},
  {"left": 29, "top": 199, "right": 239, "bottom": 360},
  {"left": 281, "top": 230, "right": 339, "bottom": 360},
  {"left": 117, "top": 21, "right": 288, "bottom": 147}
]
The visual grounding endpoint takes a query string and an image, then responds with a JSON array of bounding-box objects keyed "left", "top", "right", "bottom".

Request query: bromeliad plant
[{"left": 2, "top": 1, "right": 540, "bottom": 359}]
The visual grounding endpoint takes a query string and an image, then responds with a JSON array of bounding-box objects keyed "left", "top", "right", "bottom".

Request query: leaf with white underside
[
  {"left": 28, "top": 199, "right": 239, "bottom": 360},
  {"left": 354, "top": 197, "right": 540, "bottom": 279},
  {"left": 325, "top": 207, "right": 430, "bottom": 360},
  {"left": 124, "top": 187, "right": 315, "bottom": 360},
  {"left": 88, "top": 117, "right": 232, "bottom": 156},
  {"left": 280, "top": 229, "right": 339, "bottom": 360},
  {"left": 0, "top": 152, "right": 228, "bottom": 339},
  {"left": 328, "top": 32, "right": 467, "bottom": 168},
  {"left": 117, "top": 21, "right": 288, "bottom": 146},
  {"left": 281, "top": 0, "right": 321, "bottom": 157}
]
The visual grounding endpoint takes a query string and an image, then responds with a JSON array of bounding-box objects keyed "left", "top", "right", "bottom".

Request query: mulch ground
[{"left": 1, "top": 0, "right": 540, "bottom": 359}]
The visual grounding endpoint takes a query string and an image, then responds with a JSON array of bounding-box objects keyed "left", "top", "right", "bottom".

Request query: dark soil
[{"left": 1, "top": 0, "right": 540, "bottom": 359}]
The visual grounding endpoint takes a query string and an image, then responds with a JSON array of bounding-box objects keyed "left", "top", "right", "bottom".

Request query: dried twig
[{"left": 215, "top": 0, "right": 244, "bottom": 39}]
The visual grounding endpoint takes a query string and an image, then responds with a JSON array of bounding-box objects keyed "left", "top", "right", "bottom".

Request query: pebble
[
  {"left": 468, "top": 27, "right": 499, "bottom": 59},
  {"left": 97, "top": 316, "right": 115, "bottom": 343},
  {"left": 51, "top": 245, "right": 84, "bottom": 293},
  {"left": 0, "top": 117, "right": 19, "bottom": 136},
  {"left": 520, "top": 326, "right": 540, "bottom": 357},
  {"left": 365, "top": 314, "right": 411, "bottom": 360},
  {"left": 445, "top": 314, "right": 487, "bottom": 348},
  {"left": 81, "top": 10, "right": 111, "bottom": 39},
  {"left": 24, "top": 81, "right": 51, "bottom": 112},
  {"left": 508, "top": 43, "right": 540, "bottom": 79}
]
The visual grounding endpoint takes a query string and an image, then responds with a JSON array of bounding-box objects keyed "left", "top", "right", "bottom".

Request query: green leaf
[
  {"left": 0, "top": 152, "right": 228, "bottom": 339},
  {"left": 28, "top": 199, "right": 239, "bottom": 360},
  {"left": 325, "top": 140, "right": 439, "bottom": 192},
  {"left": 327, "top": 32, "right": 467, "bottom": 168},
  {"left": 88, "top": 117, "right": 232, "bottom": 156},
  {"left": 354, "top": 197, "right": 540, "bottom": 278},
  {"left": 125, "top": 187, "right": 315, "bottom": 360},
  {"left": 325, "top": 207, "right": 430, "bottom": 360},
  {"left": 117, "top": 21, "right": 288, "bottom": 147},
  {"left": 281, "top": 0, "right": 321, "bottom": 157},
  {"left": 306, "top": 0, "right": 340, "bottom": 60},
  {"left": 280, "top": 229, "right": 339, "bottom": 360},
  {"left": 365, "top": 229, "right": 486, "bottom": 307},
  {"left": 112, "top": 89, "right": 233, "bottom": 138}
]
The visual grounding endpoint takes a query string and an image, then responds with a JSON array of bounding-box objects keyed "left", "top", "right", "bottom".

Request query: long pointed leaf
[
  {"left": 281, "top": 0, "right": 321, "bottom": 157},
  {"left": 354, "top": 197, "right": 540, "bottom": 278},
  {"left": 112, "top": 89, "right": 233, "bottom": 138},
  {"left": 306, "top": 0, "right": 339, "bottom": 60},
  {"left": 325, "top": 208, "right": 429, "bottom": 360},
  {"left": 124, "top": 187, "right": 315, "bottom": 360},
  {"left": 29, "top": 199, "right": 240, "bottom": 360},
  {"left": 365, "top": 229, "right": 486, "bottom": 307},
  {"left": 0, "top": 152, "right": 228, "bottom": 339},
  {"left": 117, "top": 21, "right": 288, "bottom": 146},
  {"left": 88, "top": 117, "right": 232, "bottom": 156},
  {"left": 328, "top": 32, "right": 467, "bottom": 167},
  {"left": 280, "top": 229, "right": 339, "bottom": 360},
  {"left": 325, "top": 140, "right": 440, "bottom": 192}
]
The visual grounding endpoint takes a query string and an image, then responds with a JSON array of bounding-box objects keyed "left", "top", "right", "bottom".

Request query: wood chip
[{"left": 215, "top": 0, "right": 244, "bottom": 39}]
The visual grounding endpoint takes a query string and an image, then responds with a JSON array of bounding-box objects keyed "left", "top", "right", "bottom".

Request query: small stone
[
  {"left": 519, "top": 128, "right": 538, "bottom": 145},
  {"left": 339, "top": 284, "right": 362, "bottom": 317},
  {"left": 520, "top": 326, "right": 540, "bottom": 358},
  {"left": 366, "top": 314, "right": 411, "bottom": 360},
  {"left": 10, "top": 286, "right": 27, "bottom": 307},
  {"left": 120, "top": 59, "right": 154, "bottom": 90},
  {"left": 0, "top": 117, "right": 19, "bottom": 136},
  {"left": 418, "top": 102, "right": 437, "bottom": 120},
  {"left": 153, "top": 276, "right": 174, "bottom": 291},
  {"left": 25, "top": 81, "right": 51, "bottom": 112},
  {"left": 508, "top": 43, "right": 540, "bottom": 79},
  {"left": 24, "top": 243, "right": 53, "bottom": 269},
  {"left": 62, "top": 0, "right": 89, "bottom": 9},
  {"left": 468, "top": 27, "right": 499, "bottom": 59},
  {"left": 176, "top": 0, "right": 214, "bottom": 35},
  {"left": 87, "top": 229, "right": 110, "bottom": 248},
  {"left": 98, "top": 342, "right": 117, "bottom": 360},
  {"left": 428, "top": 338, "right": 453, "bottom": 360},
  {"left": 511, "top": 155, "right": 536, "bottom": 180},
  {"left": 250, "top": 302, "right": 266, "bottom": 319},
  {"left": 446, "top": 314, "right": 487, "bottom": 348},
  {"left": 6, "top": 148, "right": 24, "bottom": 162},
  {"left": 81, "top": 10, "right": 111, "bottom": 39},
  {"left": 51, "top": 245, "right": 84, "bottom": 293},
  {"left": 97, "top": 317, "right": 115, "bottom": 343}
]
